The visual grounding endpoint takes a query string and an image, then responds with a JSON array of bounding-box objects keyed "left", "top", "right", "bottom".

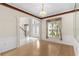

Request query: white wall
[
  {"left": 74, "top": 11, "right": 79, "bottom": 55},
  {"left": 75, "top": 12, "right": 79, "bottom": 42},
  {"left": 0, "top": 5, "right": 40, "bottom": 53},
  {"left": 0, "top": 5, "right": 17, "bottom": 52},
  {"left": 61, "top": 13, "right": 74, "bottom": 43},
  {"left": 42, "top": 13, "right": 75, "bottom": 41}
]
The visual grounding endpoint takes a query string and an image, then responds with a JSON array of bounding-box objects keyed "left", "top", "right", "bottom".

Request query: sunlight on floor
[
  {"left": 36, "top": 40, "right": 40, "bottom": 49},
  {"left": 25, "top": 36, "right": 39, "bottom": 43}
]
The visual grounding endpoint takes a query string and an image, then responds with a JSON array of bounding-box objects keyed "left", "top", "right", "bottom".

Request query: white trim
[{"left": 43, "top": 39, "right": 74, "bottom": 46}]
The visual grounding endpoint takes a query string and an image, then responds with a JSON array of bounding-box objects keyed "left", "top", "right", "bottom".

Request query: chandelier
[{"left": 40, "top": 3, "right": 47, "bottom": 17}]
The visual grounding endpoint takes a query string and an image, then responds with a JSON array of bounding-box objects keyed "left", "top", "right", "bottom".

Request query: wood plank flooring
[{"left": 0, "top": 40, "right": 75, "bottom": 56}]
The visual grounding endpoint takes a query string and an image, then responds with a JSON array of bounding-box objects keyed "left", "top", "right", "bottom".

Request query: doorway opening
[{"left": 16, "top": 17, "right": 41, "bottom": 47}]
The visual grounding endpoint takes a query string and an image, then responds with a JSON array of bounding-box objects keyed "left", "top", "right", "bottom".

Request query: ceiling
[{"left": 8, "top": 3, "right": 75, "bottom": 18}]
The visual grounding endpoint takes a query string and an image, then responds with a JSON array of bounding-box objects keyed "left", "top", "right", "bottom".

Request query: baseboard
[
  {"left": 43, "top": 39, "right": 73, "bottom": 46},
  {"left": 0, "top": 37, "right": 17, "bottom": 53},
  {"left": 0, "top": 48, "right": 17, "bottom": 56}
]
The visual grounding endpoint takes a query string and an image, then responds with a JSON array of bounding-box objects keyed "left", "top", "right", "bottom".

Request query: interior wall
[
  {"left": 75, "top": 12, "right": 79, "bottom": 43},
  {"left": 74, "top": 11, "right": 79, "bottom": 56},
  {"left": 61, "top": 13, "right": 74, "bottom": 43},
  {"left": 42, "top": 13, "right": 74, "bottom": 41},
  {"left": 0, "top": 5, "right": 40, "bottom": 53}
]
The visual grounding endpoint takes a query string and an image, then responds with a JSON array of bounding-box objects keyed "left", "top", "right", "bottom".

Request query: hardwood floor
[{"left": 1, "top": 40, "right": 75, "bottom": 56}]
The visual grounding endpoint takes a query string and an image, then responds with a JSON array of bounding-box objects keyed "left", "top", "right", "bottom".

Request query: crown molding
[
  {"left": 0, "top": 3, "right": 79, "bottom": 19},
  {"left": 41, "top": 9, "right": 79, "bottom": 19},
  {"left": 0, "top": 3, "right": 42, "bottom": 19}
]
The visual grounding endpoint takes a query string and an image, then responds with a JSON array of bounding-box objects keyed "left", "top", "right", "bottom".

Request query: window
[{"left": 47, "top": 18, "right": 62, "bottom": 40}]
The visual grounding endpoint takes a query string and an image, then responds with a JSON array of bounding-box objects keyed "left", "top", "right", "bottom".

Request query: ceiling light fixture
[{"left": 40, "top": 3, "right": 47, "bottom": 17}]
